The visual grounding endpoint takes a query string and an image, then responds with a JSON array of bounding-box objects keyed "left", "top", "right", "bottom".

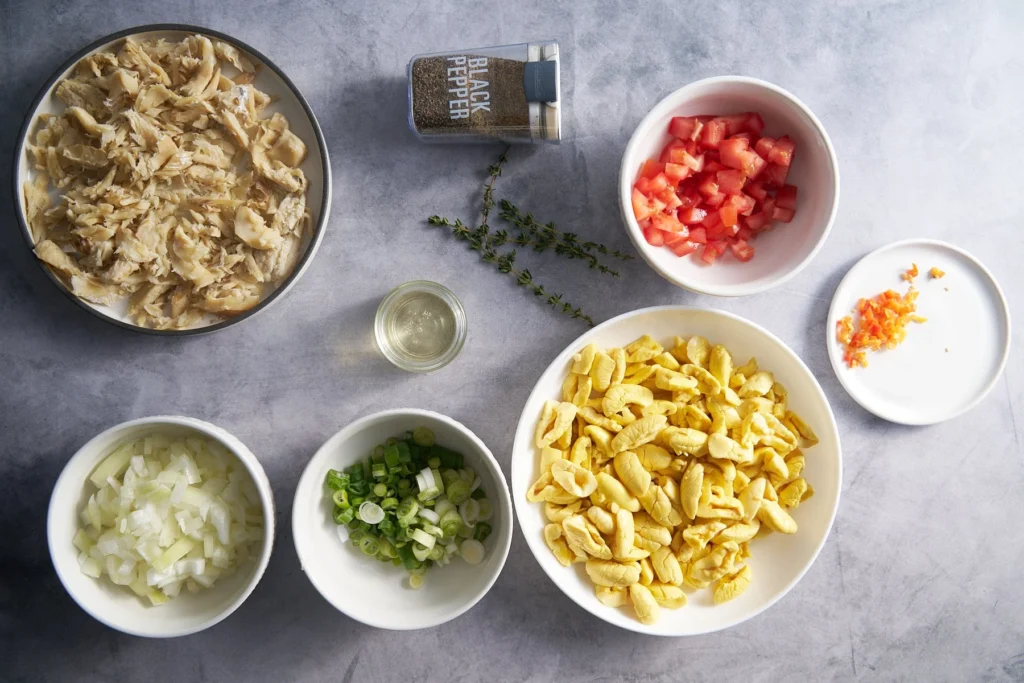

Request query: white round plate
[
  {"left": 827, "top": 239, "right": 1011, "bottom": 425},
  {"left": 292, "top": 409, "right": 513, "bottom": 630},
  {"left": 13, "top": 24, "right": 331, "bottom": 335},
  {"left": 511, "top": 306, "right": 842, "bottom": 636}
]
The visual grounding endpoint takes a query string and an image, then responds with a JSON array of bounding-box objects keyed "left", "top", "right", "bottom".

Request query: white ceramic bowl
[
  {"left": 47, "top": 416, "right": 276, "bottom": 638},
  {"left": 292, "top": 409, "right": 513, "bottom": 630},
  {"left": 13, "top": 24, "right": 331, "bottom": 335},
  {"left": 619, "top": 76, "right": 839, "bottom": 296},
  {"left": 511, "top": 306, "right": 842, "bottom": 635}
]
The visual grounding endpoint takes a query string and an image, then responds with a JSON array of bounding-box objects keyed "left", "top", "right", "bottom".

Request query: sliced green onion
[
  {"left": 409, "top": 573, "right": 424, "bottom": 589},
  {"left": 325, "top": 470, "right": 349, "bottom": 491},
  {"left": 380, "top": 497, "right": 399, "bottom": 510},
  {"left": 358, "top": 501, "right": 385, "bottom": 524},
  {"left": 427, "top": 456, "right": 441, "bottom": 469},
  {"left": 418, "top": 508, "right": 440, "bottom": 524},
  {"left": 332, "top": 489, "right": 350, "bottom": 509},
  {"left": 460, "top": 539, "right": 485, "bottom": 565},
  {"left": 410, "top": 528, "right": 436, "bottom": 550},
  {"left": 459, "top": 499, "right": 480, "bottom": 527},
  {"left": 333, "top": 507, "right": 354, "bottom": 525},
  {"left": 473, "top": 522, "right": 492, "bottom": 543},
  {"left": 439, "top": 510, "right": 462, "bottom": 538},
  {"left": 372, "top": 483, "right": 388, "bottom": 497},
  {"left": 359, "top": 535, "right": 379, "bottom": 556},
  {"left": 412, "top": 427, "right": 435, "bottom": 447},
  {"left": 477, "top": 499, "right": 493, "bottom": 521},
  {"left": 447, "top": 480, "right": 471, "bottom": 505}
]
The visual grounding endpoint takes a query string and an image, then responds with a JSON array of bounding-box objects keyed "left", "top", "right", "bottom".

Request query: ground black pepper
[{"left": 411, "top": 54, "right": 530, "bottom": 137}]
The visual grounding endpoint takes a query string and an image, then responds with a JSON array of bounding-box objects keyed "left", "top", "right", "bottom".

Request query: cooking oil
[{"left": 375, "top": 281, "right": 467, "bottom": 372}]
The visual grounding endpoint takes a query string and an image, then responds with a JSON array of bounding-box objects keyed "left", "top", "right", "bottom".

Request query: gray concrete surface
[{"left": 1, "top": 1, "right": 1023, "bottom": 681}]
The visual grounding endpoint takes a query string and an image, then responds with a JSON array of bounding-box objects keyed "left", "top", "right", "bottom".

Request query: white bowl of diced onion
[
  {"left": 292, "top": 409, "right": 513, "bottom": 630},
  {"left": 47, "top": 416, "right": 275, "bottom": 638}
]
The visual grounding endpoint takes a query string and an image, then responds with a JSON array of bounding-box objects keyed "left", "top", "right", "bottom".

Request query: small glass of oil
[{"left": 374, "top": 281, "right": 467, "bottom": 372}]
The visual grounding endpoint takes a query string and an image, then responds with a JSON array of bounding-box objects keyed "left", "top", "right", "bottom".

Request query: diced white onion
[{"left": 76, "top": 432, "right": 263, "bottom": 606}]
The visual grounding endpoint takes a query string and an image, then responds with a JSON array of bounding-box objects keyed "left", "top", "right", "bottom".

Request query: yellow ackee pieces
[{"left": 529, "top": 334, "right": 818, "bottom": 624}]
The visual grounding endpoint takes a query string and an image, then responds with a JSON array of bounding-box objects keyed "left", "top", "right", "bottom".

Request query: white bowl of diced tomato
[{"left": 619, "top": 76, "right": 839, "bottom": 296}]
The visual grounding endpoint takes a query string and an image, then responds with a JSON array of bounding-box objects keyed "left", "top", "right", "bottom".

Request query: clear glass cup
[{"left": 374, "top": 281, "right": 467, "bottom": 373}]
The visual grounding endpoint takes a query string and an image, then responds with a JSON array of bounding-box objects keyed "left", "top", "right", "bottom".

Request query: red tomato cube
[
  {"left": 640, "top": 159, "right": 666, "bottom": 179},
  {"left": 746, "top": 152, "right": 767, "bottom": 179},
  {"left": 664, "top": 163, "right": 691, "bottom": 182},
  {"left": 767, "top": 135, "right": 795, "bottom": 167},
  {"left": 635, "top": 177, "right": 651, "bottom": 194},
  {"left": 632, "top": 188, "right": 655, "bottom": 221},
  {"left": 689, "top": 227, "right": 708, "bottom": 244},
  {"left": 657, "top": 188, "right": 683, "bottom": 210},
  {"left": 754, "top": 136, "right": 776, "bottom": 158},
  {"left": 761, "top": 163, "right": 789, "bottom": 187},
  {"left": 745, "top": 212, "right": 769, "bottom": 232},
  {"left": 669, "top": 116, "right": 704, "bottom": 141},
  {"left": 730, "top": 239, "right": 755, "bottom": 261},
  {"left": 719, "top": 138, "right": 749, "bottom": 169},
  {"left": 745, "top": 179, "right": 767, "bottom": 201},
  {"left": 726, "top": 193, "right": 756, "bottom": 216},
  {"left": 773, "top": 206, "right": 795, "bottom": 223},
  {"left": 653, "top": 213, "right": 687, "bottom": 233},
  {"left": 729, "top": 132, "right": 756, "bottom": 144},
  {"left": 776, "top": 184, "right": 798, "bottom": 210},
  {"left": 648, "top": 173, "right": 670, "bottom": 194},
  {"left": 716, "top": 169, "right": 747, "bottom": 195},
  {"left": 678, "top": 206, "right": 708, "bottom": 225},
  {"left": 643, "top": 226, "right": 665, "bottom": 246},
  {"left": 716, "top": 114, "right": 749, "bottom": 136},
  {"left": 697, "top": 176, "right": 720, "bottom": 198},
  {"left": 700, "top": 119, "right": 726, "bottom": 149},
  {"left": 700, "top": 244, "right": 719, "bottom": 265},
  {"left": 719, "top": 205, "right": 738, "bottom": 228},
  {"left": 670, "top": 240, "right": 699, "bottom": 257},
  {"left": 743, "top": 113, "right": 765, "bottom": 136},
  {"left": 704, "top": 192, "right": 726, "bottom": 208},
  {"left": 659, "top": 139, "right": 686, "bottom": 163},
  {"left": 709, "top": 239, "right": 729, "bottom": 255},
  {"left": 735, "top": 225, "right": 754, "bottom": 241}
]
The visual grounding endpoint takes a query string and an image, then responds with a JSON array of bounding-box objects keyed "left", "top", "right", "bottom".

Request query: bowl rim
[
  {"left": 12, "top": 23, "right": 333, "bottom": 336},
  {"left": 291, "top": 408, "right": 514, "bottom": 630},
  {"left": 825, "top": 237, "right": 1012, "bottom": 425},
  {"left": 46, "top": 415, "right": 276, "bottom": 638},
  {"left": 618, "top": 75, "right": 841, "bottom": 297},
  {"left": 510, "top": 304, "right": 843, "bottom": 635}
]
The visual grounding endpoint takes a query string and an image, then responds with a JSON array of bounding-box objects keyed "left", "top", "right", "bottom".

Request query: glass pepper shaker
[{"left": 407, "top": 41, "right": 561, "bottom": 143}]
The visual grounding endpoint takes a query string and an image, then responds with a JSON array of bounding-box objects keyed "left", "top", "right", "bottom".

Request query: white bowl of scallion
[{"left": 292, "top": 409, "right": 513, "bottom": 630}]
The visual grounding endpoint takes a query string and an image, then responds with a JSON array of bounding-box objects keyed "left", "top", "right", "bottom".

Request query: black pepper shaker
[{"left": 408, "top": 41, "right": 561, "bottom": 143}]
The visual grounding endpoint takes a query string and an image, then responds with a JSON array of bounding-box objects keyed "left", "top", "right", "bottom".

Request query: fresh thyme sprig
[
  {"left": 426, "top": 215, "right": 594, "bottom": 326},
  {"left": 426, "top": 147, "right": 598, "bottom": 327},
  {"left": 496, "top": 200, "right": 625, "bottom": 277}
]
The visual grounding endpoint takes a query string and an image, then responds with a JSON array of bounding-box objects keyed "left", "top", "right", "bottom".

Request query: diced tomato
[
  {"left": 704, "top": 192, "right": 726, "bottom": 208},
  {"left": 743, "top": 112, "right": 765, "bottom": 136},
  {"left": 761, "top": 197, "right": 776, "bottom": 223},
  {"left": 669, "top": 116, "right": 704, "bottom": 141},
  {"left": 643, "top": 226, "right": 665, "bottom": 246},
  {"left": 703, "top": 160, "right": 726, "bottom": 174},
  {"left": 652, "top": 213, "right": 686, "bottom": 233},
  {"left": 700, "top": 244, "right": 719, "bottom": 265},
  {"left": 702, "top": 209, "right": 723, "bottom": 230},
  {"left": 719, "top": 138, "right": 749, "bottom": 168},
  {"left": 700, "top": 119, "right": 726, "bottom": 149},
  {"left": 746, "top": 152, "right": 767, "bottom": 179},
  {"left": 745, "top": 178, "right": 767, "bottom": 201},
  {"left": 730, "top": 239, "right": 755, "bottom": 262},
  {"left": 697, "top": 176, "right": 720, "bottom": 198},
  {"left": 669, "top": 148, "right": 703, "bottom": 172},
  {"left": 657, "top": 188, "right": 683, "bottom": 211},
  {"left": 663, "top": 231, "right": 692, "bottom": 247},
  {"left": 635, "top": 177, "right": 651, "bottom": 194},
  {"left": 640, "top": 159, "right": 665, "bottom": 179},
  {"left": 678, "top": 190, "right": 701, "bottom": 210},
  {"left": 773, "top": 206, "right": 795, "bottom": 223},
  {"left": 754, "top": 136, "right": 776, "bottom": 158},
  {"left": 647, "top": 172, "right": 670, "bottom": 194},
  {"left": 659, "top": 139, "right": 687, "bottom": 163},
  {"left": 767, "top": 135, "right": 795, "bottom": 167},
  {"left": 725, "top": 192, "right": 756, "bottom": 216},
  {"left": 664, "top": 163, "right": 690, "bottom": 182},
  {"left": 683, "top": 139, "right": 700, "bottom": 155},
  {"left": 670, "top": 239, "right": 699, "bottom": 257},
  {"left": 729, "top": 132, "right": 756, "bottom": 144},
  {"left": 745, "top": 212, "right": 769, "bottom": 232},
  {"left": 689, "top": 227, "right": 707, "bottom": 244},
  {"left": 632, "top": 188, "right": 656, "bottom": 221},
  {"left": 719, "top": 205, "right": 738, "bottom": 228},
  {"left": 735, "top": 226, "right": 754, "bottom": 241},
  {"left": 776, "top": 184, "right": 798, "bottom": 210},
  {"left": 716, "top": 114, "right": 749, "bottom": 136},
  {"left": 716, "top": 169, "right": 747, "bottom": 195},
  {"left": 678, "top": 206, "right": 708, "bottom": 225},
  {"left": 761, "top": 163, "right": 790, "bottom": 187}
]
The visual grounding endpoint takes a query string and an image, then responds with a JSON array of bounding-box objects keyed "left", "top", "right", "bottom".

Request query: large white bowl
[
  {"left": 13, "top": 24, "right": 331, "bottom": 335},
  {"left": 619, "top": 76, "right": 839, "bottom": 297},
  {"left": 47, "top": 416, "right": 276, "bottom": 638},
  {"left": 511, "top": 306, "right": 842, "bottom": 635},
  {"left": 292, "top": 409, "right": 513, "bottom": 630}
]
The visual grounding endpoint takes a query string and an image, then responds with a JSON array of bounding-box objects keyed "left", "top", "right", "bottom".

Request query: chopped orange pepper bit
[
  {"left": 929, "top": 266, "right": 945, "bottom": 279},
  {"left": 900, "top": 263, "right": 919, "bottom": 282},
  {"left": 836, "top": 287, "right": 926, "bottom": 368}
]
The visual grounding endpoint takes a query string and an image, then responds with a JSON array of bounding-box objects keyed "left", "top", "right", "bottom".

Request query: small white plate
[{"left": 827, "top": 239, "right": 1011, "bottom": 425}]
